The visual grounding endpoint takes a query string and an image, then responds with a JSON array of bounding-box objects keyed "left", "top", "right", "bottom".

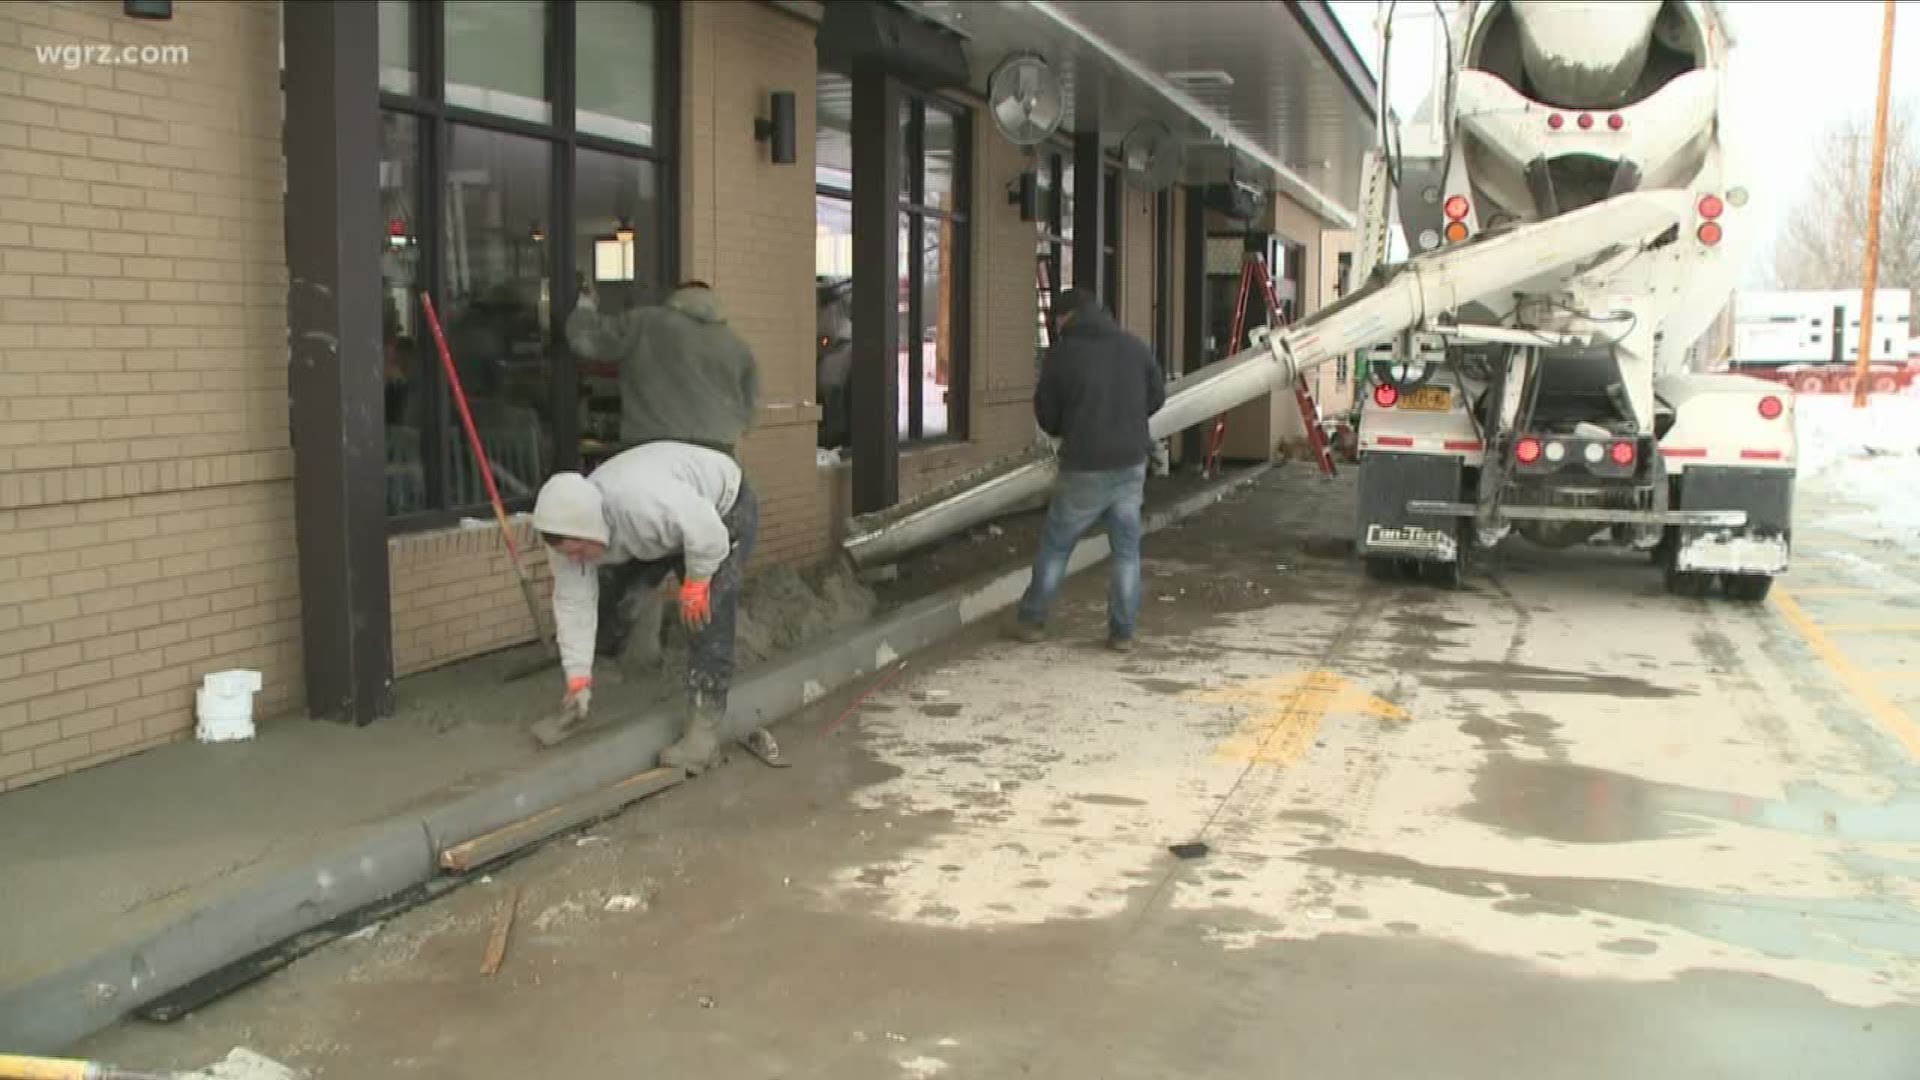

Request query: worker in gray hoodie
[
  {"left": 567, "top": 279, "right": 761, "bottom": 455},
  {"left": 529, "top": 440, "right": 760, "bottom": 773}
]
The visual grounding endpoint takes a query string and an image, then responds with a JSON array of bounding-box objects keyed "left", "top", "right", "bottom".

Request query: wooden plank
[
  {"left": 439, "top": 766, "right": 687, "bottom": 873},
  {"left": 481, "top": 886, "right": 520, "bottom": 978}
]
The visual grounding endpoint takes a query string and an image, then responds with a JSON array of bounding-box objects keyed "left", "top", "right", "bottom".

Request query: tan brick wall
[
  {"left": 1315, "top": 228, "right": 1357, "bottom": 414},
  {"left": 389, "top": 520, "right": 554, "bottom": 679},
  {"left": 1120, "top": 184, "right": 1155, "bottom": 343},
  {"left": 680, "top": 1, "right": 826, "bottom": 566},
  {"left": 0, "top": 1, "right": 294, "bottom": 790}
]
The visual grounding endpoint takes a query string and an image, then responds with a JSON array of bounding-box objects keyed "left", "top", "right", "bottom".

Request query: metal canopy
[{"left": 894, "top": 0, "right": 1377, "bottom": 228}]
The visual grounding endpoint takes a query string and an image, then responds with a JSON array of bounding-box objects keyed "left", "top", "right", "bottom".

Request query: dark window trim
[{"left": 382, "top": 0, "right": 679, "bottom": 534}]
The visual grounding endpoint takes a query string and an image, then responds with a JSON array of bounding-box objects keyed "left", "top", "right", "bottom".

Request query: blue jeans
[{"left": 1017, "top": 463, "right": 1147, "bottom": 641}]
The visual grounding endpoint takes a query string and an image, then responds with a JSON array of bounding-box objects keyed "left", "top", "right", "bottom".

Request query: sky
[{"left": 1327, "top": 1, "right": 1920, "bottom": 285}]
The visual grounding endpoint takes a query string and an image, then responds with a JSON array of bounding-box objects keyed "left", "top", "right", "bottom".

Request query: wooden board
[{"left": 439, "top": 766, "right": 687, "bottom": 873}]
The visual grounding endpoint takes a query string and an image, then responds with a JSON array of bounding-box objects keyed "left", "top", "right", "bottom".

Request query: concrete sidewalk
[{"left": 0, "top": 461, "right": 1284, "bottom": 1054}]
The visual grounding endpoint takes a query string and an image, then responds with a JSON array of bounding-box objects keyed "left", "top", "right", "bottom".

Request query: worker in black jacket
[{"left": 1009, "top": 289, "right": 1166, "bottom": 651}]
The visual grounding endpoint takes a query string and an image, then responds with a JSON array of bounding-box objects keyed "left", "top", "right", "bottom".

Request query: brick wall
[
  {"left": 1120, "top": 184, "right": 1155, "bottom": 343},
  {"left": 0, "top": 1, "right": 294, "bottom": 790},
  {"left": 389, "top": 520, "right": 554, "bottom": 678},
  {"left": 681, "top": 1, "right": 825, "bottom": 565}
]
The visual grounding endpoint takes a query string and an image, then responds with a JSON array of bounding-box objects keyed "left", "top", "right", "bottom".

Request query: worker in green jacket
[{"left": 567, "top": 279, "right": 761, "bottom": 456}]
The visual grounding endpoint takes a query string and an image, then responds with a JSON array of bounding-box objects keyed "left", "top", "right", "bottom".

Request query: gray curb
[{"left": 0, "top": 462, "right": 1276, "bottom": 1054}]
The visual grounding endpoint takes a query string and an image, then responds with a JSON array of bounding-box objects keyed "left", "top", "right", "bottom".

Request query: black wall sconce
[
  {"left": 755, "top": 91, "right": 797, "bottom": 165},
  {"left": 125, "top": 0, "right": 173, "bottom": 18}
]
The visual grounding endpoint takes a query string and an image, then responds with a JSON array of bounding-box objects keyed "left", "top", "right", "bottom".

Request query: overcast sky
[{"left": 1327, "top": 1, "right": 1919, "bottom": 285}]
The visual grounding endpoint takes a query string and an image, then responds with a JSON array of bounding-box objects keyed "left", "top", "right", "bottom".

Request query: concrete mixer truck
[
  {"left": 1352, "top": 0, "right": 1789, "bottom": 599},
  {"left": 842, "top": 1, "right": 1789, "bottom": 603}
]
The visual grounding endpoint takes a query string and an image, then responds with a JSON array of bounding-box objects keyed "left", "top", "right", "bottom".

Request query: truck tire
[
  {"left": 1664, "top": 569, "right": 1713, "bottom": 598},
  {"left": 1797, "top": 374, "right": 1825, "bottom": 394},
  {"left": 1421, "top": 557, "right": 1464, "bottom": 591},
  {"left": 1364, "top": 556, "right": 1401, "bottom": 582},
  {"left": 1725, "top": 574, "right": 1774, "bottom": 602}
]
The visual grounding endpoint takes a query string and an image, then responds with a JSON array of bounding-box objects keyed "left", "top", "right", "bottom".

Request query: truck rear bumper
[{"left": 1405, "top": 501, "right": 1747, "bottom": 527}]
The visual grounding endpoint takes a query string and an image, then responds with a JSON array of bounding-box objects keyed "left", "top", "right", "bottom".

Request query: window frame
[
  {"left": 378, "top": 0, "right": 679, "bottom": 534},
  {"left": 895, "top": 88, "right": 972, "bottom": 445}
]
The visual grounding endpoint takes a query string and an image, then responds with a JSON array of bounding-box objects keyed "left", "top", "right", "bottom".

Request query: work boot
[
  {"left": 1003, "top": 619, "right": 1045, "bottom": 644},
  {"left": 659, "top": 699, "right": 726, "bottom": 775}
]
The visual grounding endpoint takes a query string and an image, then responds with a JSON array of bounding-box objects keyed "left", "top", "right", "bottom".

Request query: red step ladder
[{"left": 1204, "top": 254, "right": 1337, "bottom": 479}]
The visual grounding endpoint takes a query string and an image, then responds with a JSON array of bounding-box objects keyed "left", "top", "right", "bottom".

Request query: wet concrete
[{"left": 74, "top": 463, "right": 1920, "bottom": 1078}]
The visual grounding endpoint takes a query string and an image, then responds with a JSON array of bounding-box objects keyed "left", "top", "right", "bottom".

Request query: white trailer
[{"left": 1354, "top": 0, "right": 1794, "bottom": 600}]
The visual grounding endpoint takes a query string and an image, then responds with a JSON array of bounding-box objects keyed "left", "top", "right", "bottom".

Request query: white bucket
[{"left": 196, "top": 669, "right": 262, "bottom": 743}]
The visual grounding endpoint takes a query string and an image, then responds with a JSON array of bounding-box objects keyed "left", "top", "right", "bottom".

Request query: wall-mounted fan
[
  {"left": 1119, "top": 120, "right": 1185, "bottom": 192},
  {"left": 987, "top": 52, "right": 1064, "bottom": 147}
]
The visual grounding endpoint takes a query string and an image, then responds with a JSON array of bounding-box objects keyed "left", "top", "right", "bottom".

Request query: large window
[
  {"left": 897, "top": 93, "right": 970, "bottom": 443},
  {"left": 814, "top": 73, "right": 970, "bottom": 451},
  {"left": 378, "top": 0, "right": 674, "bottom": 524},
  {"left": 815, "top": 71, "right": 854, "bottom": 452}
]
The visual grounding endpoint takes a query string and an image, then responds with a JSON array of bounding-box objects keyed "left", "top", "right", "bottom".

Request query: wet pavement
[{"left": 79, "top": 464, "right": 1920, "bottom": 1078}]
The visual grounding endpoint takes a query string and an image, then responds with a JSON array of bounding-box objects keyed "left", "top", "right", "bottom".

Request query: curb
[{"left": 0, "top": 462, "right": 1276, "bottom": 1054}]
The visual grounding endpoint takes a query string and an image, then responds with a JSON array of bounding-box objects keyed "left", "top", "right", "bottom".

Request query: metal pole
[{"left": 1852, "top": 0, "right": 1897, "bottom": 409}]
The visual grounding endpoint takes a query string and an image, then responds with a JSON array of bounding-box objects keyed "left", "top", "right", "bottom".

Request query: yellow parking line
[{"left": 1771, "top": 585, "right": 1920, "bottom": 759}]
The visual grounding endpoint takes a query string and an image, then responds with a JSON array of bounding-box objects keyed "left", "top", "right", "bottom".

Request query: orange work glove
[
  {"left": 678, "top": 578, "right": 712, "bottom": 633},
  {"left": 563, "top": 675, "right": 592, "bottom": 718}
]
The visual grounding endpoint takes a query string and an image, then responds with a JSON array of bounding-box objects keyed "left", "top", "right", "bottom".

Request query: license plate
[{"left": 1397, "top": 386, "right": 1451, "bottom": 411}]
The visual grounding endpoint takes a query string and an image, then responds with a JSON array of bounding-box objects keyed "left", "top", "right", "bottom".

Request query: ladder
[{"left": 1204, "top": 253, "right": 1337, "bottom": 479}]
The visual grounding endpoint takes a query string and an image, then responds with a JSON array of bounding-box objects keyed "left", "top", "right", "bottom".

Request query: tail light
[
  {"left": 1698, "top": 222, "right": 1723, "bottom": 246},
  {"left": 1515, "top": 437, "right": 1542, "bottom": 464},
  {"left": 1698, "top": 194, "right": 1724, "bottom": 219},
  {"left": 1577, "top": 113, "right": 1594, "bottom": 130},
  {"left": 1758, "top": 395, "right": 1784, "bottom": 419},
  {"left": 1444, "top": 221, "right": 1469, "bottom": 243},
  {"left": 1373, "top": 382, "right": 1399, "bottom": 408},
  {"left": 1609, "top": 441, "right": 1635, "bottom": 466},
  {"left": 1548, "top": 113, "right": 1564, "bottom": 130},
  {"left": 1443, "top": 195, "right": 1470, "bottom": 221},
  {"left": 1607, "top": 114, "right": 1624, "bottom": 131}
]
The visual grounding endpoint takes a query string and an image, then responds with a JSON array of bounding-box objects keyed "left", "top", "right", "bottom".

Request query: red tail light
[
  {"left": 1698, "top": 194, "right": 1724, "bottom": 219},
  {"left": 1609, "top": 441, "right": 1635, "bottom": 466},
  {"left": 1373, "top": 382, "right": 1399, "bottom": 408},
  {"left": 1443, "top": 195, "right": 1470, "bottom": 221},
  {"left": 1758, "top": 395, "right": 1783, "bottom": 419},
  {"left": 1548, "top": 113, "right": 1565, "bottom": 130},
  {"left": 1697, "top": 222, "right": 1723, "bottom": 246},
  {"left": 1607, "top": 114, "right": 1624, "bottom": 131},
  {"left": 1577, "top": 113, "right": 1594, "bottom": 130},
  {"left": 1515, "top": 437, "right": 1542, "bottom": 464}
]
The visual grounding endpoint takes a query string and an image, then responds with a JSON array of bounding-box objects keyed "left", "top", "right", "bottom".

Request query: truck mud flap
[
  {"left": 1673, "top": 467, "right": 1794, "bottom": 575},
  {"left": 1357, "top": 452, "right": 1463, "bottom": 562}
]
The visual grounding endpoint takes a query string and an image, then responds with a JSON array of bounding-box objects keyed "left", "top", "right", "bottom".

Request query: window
[
  {"left": 814, "top": 71, "right": 854, "bottom": 451},
  {"left": 1034, "top": 146, "right": 1072, "bottom": 353},
  {"left": 445, "top": 0, "right": 550, "bottom": 123},
  {"left": 379, "top": 0, "right": 674, "bottom": 523},
  {"left": 897, "top": 93, "right": 970, "bottom": 443}
]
